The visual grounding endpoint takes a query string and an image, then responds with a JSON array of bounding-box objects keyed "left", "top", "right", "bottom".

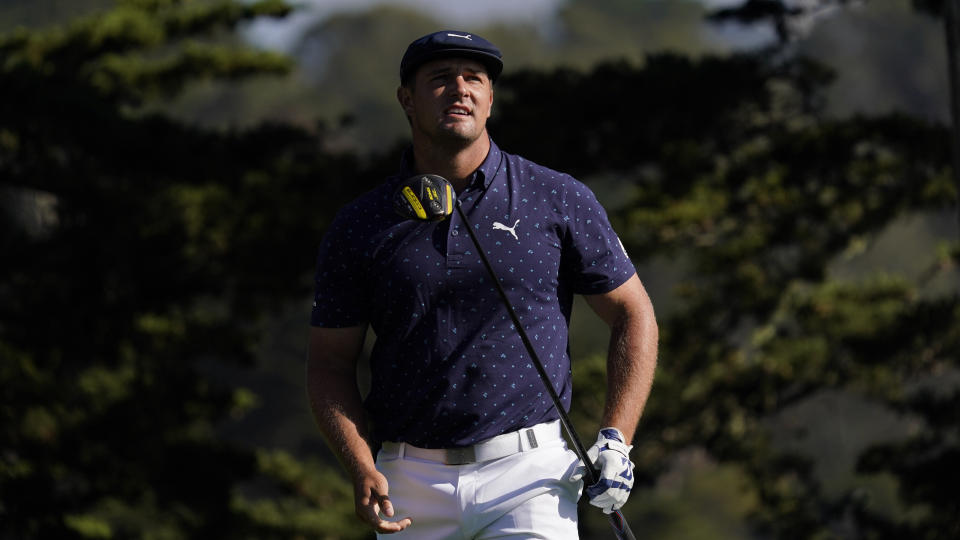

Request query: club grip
[{"left": 609, "top": 509, "right": 637, "bottom": 540}]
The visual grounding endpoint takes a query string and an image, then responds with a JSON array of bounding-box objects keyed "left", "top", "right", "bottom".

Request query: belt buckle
[{"left": 444, "top": 446, "right": 476, "bottom": 465}]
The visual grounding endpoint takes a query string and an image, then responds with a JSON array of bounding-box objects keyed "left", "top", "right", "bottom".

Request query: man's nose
[{"left": 449, "top": 76, "right": 470, "bottom": 97}]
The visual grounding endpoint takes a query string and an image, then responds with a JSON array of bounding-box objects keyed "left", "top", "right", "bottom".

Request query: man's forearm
[
  {"left": 601, "top": 300, "right": 658, "bottom": 443},
  {"left": 306, "top": 361, "right": 377, "bottom": 480},
  {"left": 306, "top": 327, "right": 410, "bottom": 533}
]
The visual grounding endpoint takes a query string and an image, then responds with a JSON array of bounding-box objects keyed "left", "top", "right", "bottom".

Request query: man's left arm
[{"left": 573, "top": 273, "right": 658, "bottom": 513}]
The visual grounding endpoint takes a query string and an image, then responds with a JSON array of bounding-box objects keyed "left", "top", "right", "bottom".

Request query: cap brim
[{"left": 402, "top": 49, "right": 503, "bottom": 82}]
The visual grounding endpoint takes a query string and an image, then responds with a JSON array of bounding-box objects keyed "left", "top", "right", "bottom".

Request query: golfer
[{"left": 307, "top": 30, "right": 658, "bottom": 539}]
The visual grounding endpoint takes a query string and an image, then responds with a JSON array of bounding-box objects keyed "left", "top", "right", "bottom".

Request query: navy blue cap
[{"left": 400, "top": 30, "right": 503, "bottom": 84}]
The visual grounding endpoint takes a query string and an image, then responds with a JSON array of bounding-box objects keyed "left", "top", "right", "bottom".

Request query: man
[{"left": 307, "top": 30, "right": 658, "bottom": 539}]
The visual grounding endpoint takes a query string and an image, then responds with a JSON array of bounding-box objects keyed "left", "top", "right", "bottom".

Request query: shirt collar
[
  {"left": 475, "top": 139, "right": 502, "bottom": 189},
  {"left": 397, "top": 138, "right": 503, "bottom": 190}
]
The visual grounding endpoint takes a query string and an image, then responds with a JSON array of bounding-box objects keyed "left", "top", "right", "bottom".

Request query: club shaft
[{"left": 455, "top": 202, "right": 636, "bottom": 540}]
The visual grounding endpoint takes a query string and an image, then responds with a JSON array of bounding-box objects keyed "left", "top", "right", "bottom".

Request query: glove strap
[
  {"left": 599, "top": 427, "right": 625, "bottom": 443},
  {"left": 598, "top": 427, "right": 633, "bottom": 456}
]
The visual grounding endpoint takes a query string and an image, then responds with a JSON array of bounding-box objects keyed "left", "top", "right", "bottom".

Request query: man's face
[{"left": 398, "top": 58, "right": 494, "bottom": 146}]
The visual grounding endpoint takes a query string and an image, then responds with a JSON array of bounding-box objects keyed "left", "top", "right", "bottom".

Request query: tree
[
  {"left": 491, "top": 49, "right": 958, "bottom": 539},
  {"left": 5, "top": 2, "right": 956, "bottom": 539},
  {"left": 0, "top": 1, "right": 384, "bottom": 537}
]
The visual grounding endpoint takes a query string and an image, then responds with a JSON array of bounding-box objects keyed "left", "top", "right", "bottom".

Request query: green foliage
[
  {"left": 0, "top": 0, "right": 292, "bottom": 105},
  {"left": 603, "top": 458, "right": 756, "bottom": 540},
  {"left": 495, "top": 49, "right": 958, "bottom": 538},
  {"left": 2, "top": 1, "right": 957, "bottom": 539},
  {"left": 229, "top": 449, "right": 366, "bottom": 539},
  {"left": 0, "top": 1, "right": 377, "bottom": 537}
]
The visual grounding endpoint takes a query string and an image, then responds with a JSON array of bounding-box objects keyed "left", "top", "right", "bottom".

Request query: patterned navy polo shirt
[{"left": 311, "top": 139, "right": 635, "bottom": 448}]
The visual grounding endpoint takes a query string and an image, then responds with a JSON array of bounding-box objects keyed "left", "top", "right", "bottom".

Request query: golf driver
[{"left": 394, "top": 173, "right": 637, "bottom": 540}]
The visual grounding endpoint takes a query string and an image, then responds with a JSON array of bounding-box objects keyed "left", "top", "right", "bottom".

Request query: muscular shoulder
[{"left": 500, "top": 149, "right": 597, "bottom": 209}]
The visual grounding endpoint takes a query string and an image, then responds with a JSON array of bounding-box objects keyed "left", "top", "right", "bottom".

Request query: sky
[
  {"left": 245, "top": 0, "right": 567, "bottom": 51},
  {"left": 244, "top": 0, "right": 767, "bottom": 52}
]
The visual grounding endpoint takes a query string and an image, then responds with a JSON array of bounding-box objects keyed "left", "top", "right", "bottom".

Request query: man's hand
[
  {"left": 355, "top": 470, "right": 412, "bottom": 534},
  {"left": 569, "top": 427, "right": 635, "bottom": 514}
]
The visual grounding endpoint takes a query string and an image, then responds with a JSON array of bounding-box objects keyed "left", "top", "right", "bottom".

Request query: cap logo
[{"left": 447, "top": 33, "right": 473, "bottom": 40}]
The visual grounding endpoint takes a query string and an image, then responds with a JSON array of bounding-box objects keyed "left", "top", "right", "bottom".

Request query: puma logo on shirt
[{"left": 492, "top": 219, "right": 520, "bottom": 240}]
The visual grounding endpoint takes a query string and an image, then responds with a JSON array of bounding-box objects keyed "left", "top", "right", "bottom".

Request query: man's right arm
[{"left": 306, "top": 325, "right": 411, "bottom": 533}]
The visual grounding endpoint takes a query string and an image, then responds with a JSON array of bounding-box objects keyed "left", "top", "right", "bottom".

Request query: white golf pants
[{"left": 375, "top": 421, "right": 583, "bottom": 539}]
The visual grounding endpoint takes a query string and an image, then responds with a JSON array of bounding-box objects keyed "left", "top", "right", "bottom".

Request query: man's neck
[{"left": 412, "top": 134, "right": 490, "bottom": 193}]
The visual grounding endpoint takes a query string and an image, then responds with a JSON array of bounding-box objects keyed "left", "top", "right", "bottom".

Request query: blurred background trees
[
  {"left": 1, "top": 1, "right": 957, "bottom": 539},
  {"left": 0, "top": 1, "right": 378, "bottom": 537}
]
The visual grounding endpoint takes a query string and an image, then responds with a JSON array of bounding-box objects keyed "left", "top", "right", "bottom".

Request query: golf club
[{"left": 394, "top": 174, "right": 637, "bottom": 540}]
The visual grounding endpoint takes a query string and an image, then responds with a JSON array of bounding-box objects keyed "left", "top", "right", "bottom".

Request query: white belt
[{"left": 380, "top": 420, "right": 562, "bottom": 465}]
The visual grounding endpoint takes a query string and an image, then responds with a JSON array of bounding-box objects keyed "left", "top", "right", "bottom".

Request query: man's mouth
[{"left": 445, "top": 105, "right": 471, "bottom": 117}]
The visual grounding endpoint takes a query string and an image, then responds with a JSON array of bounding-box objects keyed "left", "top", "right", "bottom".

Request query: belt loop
[
  {"left": 525, "top": 428, "right": 539, "bottom": 449},
  {"left": 398, "top": 442, "right": 406, "bottom": 459}
]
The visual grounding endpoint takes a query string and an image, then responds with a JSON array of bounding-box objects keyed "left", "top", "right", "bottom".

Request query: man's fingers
[
  {"left": 358, "top": 488, "right": 411, "bottom": 534},
  {"left": 376, "top": 516, "right": 413, "bottom": 533},
  {"left": 369, "top": 491, "right": 398, "bottom": 519},
  {"left": 379, "top": 494, "right": 396, "bottom": 518},
  {"left": 359, "top": 510, "right": 412, "bottom": 534}
]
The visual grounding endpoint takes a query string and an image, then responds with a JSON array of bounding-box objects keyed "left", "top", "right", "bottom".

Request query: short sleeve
[
  {"left": 560, "top": 178, "right": 636, "bottom": 295},
  {"left": 310, "top": 208, "right": 369, "bottom": 327}
]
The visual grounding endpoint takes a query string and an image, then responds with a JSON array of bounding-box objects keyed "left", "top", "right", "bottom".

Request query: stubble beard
[
  {"left": 434, "top": 126, "right": 476, "bottom": 152},
  {"left": 429, "top": 114, "right": 487, "bottom": 152}
]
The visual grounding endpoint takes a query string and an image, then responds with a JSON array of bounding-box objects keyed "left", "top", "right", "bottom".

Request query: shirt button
[{"left": 452, "top": 229, "right": 459, "bottom": 236}]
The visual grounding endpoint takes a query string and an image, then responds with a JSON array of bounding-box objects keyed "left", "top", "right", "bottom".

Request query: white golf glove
[{"left": 568, "top": 427, "right": 635, "bottom": 513}]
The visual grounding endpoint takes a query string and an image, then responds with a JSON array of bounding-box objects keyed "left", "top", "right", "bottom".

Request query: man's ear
[
  {"left": 397, "top": 86, "right": 414, "bottom": 117},
  {"left": 487, "top": 85, "right": 494, "bottom": 119}
]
